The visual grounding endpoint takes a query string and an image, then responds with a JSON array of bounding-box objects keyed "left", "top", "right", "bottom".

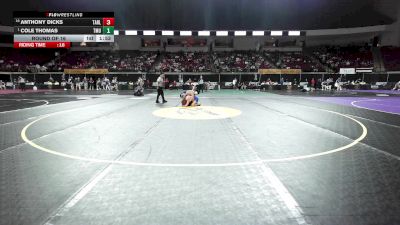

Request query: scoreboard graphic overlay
[{"left": 13, "top": 12, "right": 114, "bottom": 48}]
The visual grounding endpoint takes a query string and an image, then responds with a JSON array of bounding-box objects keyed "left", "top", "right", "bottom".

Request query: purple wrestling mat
[
  {"left": 346, "top": 89, "right": 400, "bottom": 95},
  {"left": 309, "top": 96, "right": 400, "bottom": 115}
]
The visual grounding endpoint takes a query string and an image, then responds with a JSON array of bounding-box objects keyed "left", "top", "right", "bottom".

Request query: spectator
[
  {"left": 89, "top": 77, "right": 95, "bottom": 90},
  {"left": 198, "top": 76, "right": 204, "bottom": 93},
  {"left": 0, "top": 80, "right": 5, "bottom": 90},
  {"left": 158, "top": 52, "right": 211, "bottom": 72},
  {"left": 392, "top": 81, "right": 400, "bottom": 91},
  {"left": 96, "top": 78, "right": 101, "bottom": 90}
]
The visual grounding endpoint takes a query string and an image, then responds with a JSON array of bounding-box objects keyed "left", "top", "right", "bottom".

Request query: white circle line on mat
[{"left": 21, "top": 107, "right": 367, "bottom": 167}]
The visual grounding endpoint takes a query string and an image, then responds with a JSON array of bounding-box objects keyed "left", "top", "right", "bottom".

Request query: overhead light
[
  {"left": 216, "top": 31, "right": 228, "bottom": 36},
  {"left": 113, "top": 30, "right": 119, "bottom": 35},
  {"left": 125, "top": 30, "right": 138, "bottom": 35},
  {"left": 143, "top": 30, "right": 156, "bottom": 36},
  {"left": 162, "top": 30, "right": 174, "bottom": 36},
  {"left": 180, "top": 31, "right": 192, "bottom": 36},
  {"left": 234, "top": 31, "right": 246, "bottom": 36},
  {"left": 252, "top": 31, "right": 264, "bottom": 36},
  {"left": 198, "top": 31, "right": 210, "bottom": 36},
  {"left": 289, "top": 31, "right": 301, "bottom": 36},
  {"left": 271, "top": 31, "right": 283, "bottom": 36}
]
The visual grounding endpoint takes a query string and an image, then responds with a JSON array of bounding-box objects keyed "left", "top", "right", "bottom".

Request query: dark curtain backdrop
[{"left": 0, "top": 0, "right": 393, "bottom": 29}]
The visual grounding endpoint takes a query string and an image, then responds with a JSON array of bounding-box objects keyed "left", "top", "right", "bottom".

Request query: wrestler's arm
[{"left": 184, "top": 96, "right": 192, "bottom": 107}]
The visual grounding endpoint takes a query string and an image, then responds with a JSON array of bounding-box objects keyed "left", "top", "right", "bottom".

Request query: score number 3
[{"left": 103, "top": 18, "right": 115, "bottom": 26}]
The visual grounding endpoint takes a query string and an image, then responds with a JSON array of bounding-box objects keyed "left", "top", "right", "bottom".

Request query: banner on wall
[
  {"left": 258, "top": 69, "right": 302, "bottom": 74},
  {"left": 356, "top": 68, "right": 373, "bottom": 73},
  {"left": 64, "top": 69, "right": 109, "bottom": 74},
  {"left": 339, "top": 68, "right": 356, "bottom": 75}
]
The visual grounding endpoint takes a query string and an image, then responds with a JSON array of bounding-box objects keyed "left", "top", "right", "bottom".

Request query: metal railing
[{"left": 1, "top": 71, "right": 399, "bottom": 84}]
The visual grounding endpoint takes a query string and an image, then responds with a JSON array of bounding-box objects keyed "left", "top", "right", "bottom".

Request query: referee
[{"left": 156, "top": 74, "right": 167, "bottom": 103}]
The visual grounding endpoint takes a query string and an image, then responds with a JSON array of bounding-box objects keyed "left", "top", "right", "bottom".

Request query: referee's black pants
[
  {"left": 156, "top": 87, "right": 165, "bottom": 102},
  {"left": 198, "top": 84, "right": 204, "bottom": 93}
]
